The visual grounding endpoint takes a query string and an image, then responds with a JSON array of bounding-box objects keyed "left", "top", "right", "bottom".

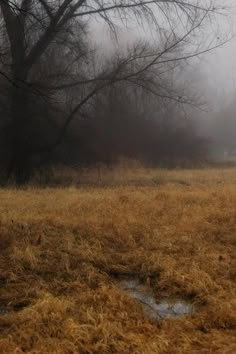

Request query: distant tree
[
  {"left": 211, "top": 99, "right": 236, "bottom": 155},
  {"left": 0, "top": 0, "right": 226, "bottom": 183},
  {"left": 77, "top": 81, "right": 209, "bottom": 166}
]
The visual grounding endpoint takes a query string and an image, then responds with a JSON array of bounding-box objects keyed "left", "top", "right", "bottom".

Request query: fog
[
  {"left": 90, "top": 0, "right": 236, "bottom": 156},
  {"left": 207, "top": 2, "right": 236, "bottom": 92},
  {"left": 90, "top": 1, "right": 236, "bottom": 105}
]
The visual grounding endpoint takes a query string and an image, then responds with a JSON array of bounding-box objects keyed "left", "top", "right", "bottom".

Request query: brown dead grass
[{"left": 0, "top": 167, "right": 236, "bottom": 353}]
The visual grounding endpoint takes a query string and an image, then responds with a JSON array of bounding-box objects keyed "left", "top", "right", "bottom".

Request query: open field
[{"left": 0, "top": 167, "right": 236, "bottom": 353}]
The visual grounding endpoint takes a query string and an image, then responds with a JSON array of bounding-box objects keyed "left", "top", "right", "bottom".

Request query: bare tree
[{"left": 0, "top": 0, "right": 227, "bottom": 183}]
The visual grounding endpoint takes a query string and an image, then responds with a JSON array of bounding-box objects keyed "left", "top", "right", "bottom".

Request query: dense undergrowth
[{"left": 0, "top": 167, "right": 235, "bottom": 353}]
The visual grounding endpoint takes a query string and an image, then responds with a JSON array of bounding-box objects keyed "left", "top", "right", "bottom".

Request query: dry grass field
[{"left": 0, "top": 166, "right": 235, "bottom": 353}]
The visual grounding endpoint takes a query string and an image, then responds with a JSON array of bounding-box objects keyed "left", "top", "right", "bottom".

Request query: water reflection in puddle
[{"left": 119, "top": 277, "right": 193, "bottom": 320}]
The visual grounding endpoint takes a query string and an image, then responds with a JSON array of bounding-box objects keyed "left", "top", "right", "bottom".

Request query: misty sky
[
  {"left": 205, "top": 1, "right": 236, "bottom": 104},
  {"left": 90, "top": 1, "right": 236, "bottom": 111},
  {"left": 186, "top": 0, "right": 236, "bottom": 109}
]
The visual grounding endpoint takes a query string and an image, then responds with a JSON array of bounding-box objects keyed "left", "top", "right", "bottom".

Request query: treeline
[
  {"left": 0, "top": 65, "right": 209, "bottom": 174},
  {"left": 0, "top": 0, "right": 218, "bottom": 183},
  {"left": 53, "top": 85, "right": 209, "bottom": 168}
]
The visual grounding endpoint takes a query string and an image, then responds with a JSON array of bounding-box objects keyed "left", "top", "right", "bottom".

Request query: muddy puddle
[{"left": 118, "top": 277, "right": 193, "bottom": 320}]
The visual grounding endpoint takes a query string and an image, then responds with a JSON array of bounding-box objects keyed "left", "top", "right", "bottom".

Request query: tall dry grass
[{"left": 0, "top": 167, "right": 235, "bottom": 353}]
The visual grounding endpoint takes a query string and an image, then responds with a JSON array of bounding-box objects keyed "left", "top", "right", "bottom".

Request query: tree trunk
[{"left": 7, "top": 78, "right": 33, "bottom": 185}]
